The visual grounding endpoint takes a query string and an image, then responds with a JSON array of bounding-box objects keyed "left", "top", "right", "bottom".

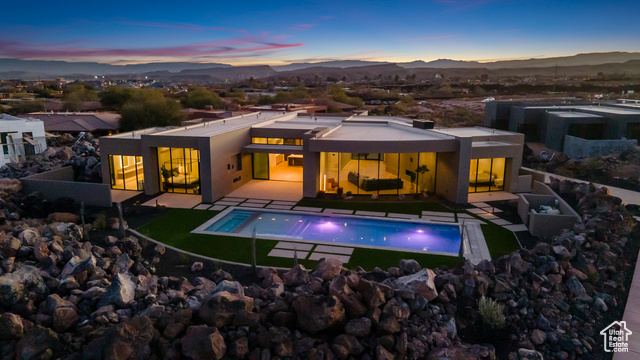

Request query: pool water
[{"left": 199, "top": 208, "right": 462, "bottom": 254}]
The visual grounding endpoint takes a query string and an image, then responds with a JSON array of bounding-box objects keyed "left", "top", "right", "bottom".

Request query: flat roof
[
  {"left": 254, "top": 118, "right": 343, "bottom": 130},
  {"left": 548, "top": 111, "right": 603, "bottom": 118},
  {"left": 472, "top": 141, "right": 516, "bottom": 147},
  {"left": 574, "top": 106, "right": 640, "bottom": 116},
  {"left": 318, "top": 122, "right": 454, "bottom": 142},
  {"left": 430, "top": 127, "right": 514, "bottom": 138},
  {"left": 151, "top": 112, "right": 284, "bottom": 138},
  {"left": 108, "top": 127, "right": 176, "bottom": 139},
  {"left": 522, "top": 105, "right": 640, "bottom": 116}
]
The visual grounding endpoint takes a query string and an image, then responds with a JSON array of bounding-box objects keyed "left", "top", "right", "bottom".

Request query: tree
[
  {"left": 7, "top": 100, "right": 45, "bottom": 115},
  {"left": 180, "top": 87, "right": 225, "bottom": 109},
  {"left": 99, "top": 87, "right": 136, "bottom": 110},
  {"left": 63, "top": 83, "right": 98, "bottom": 111},
  {"left": 119, "top": 89, "right": 185, "bottom": 131}
]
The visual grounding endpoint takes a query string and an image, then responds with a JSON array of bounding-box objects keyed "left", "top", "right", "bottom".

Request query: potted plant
[{"left": 415, "top": 165, "right": 430, "bottom": 193}]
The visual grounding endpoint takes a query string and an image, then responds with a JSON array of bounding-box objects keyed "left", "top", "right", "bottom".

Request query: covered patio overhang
[{"left": 242, "top": 144, "right": 303, "bottom": 154}]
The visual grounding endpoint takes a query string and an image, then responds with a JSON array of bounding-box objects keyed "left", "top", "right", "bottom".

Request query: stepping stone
[
  {"left": 215, "top": 201, "right": 241, "bottom": 206},
  {"left": 272, "top": 201, "right": 298, "bottom": 206},
  {"left": 266, "top": 205, "right": 293, "bottom": 210},
  {"left": 424, "top": 216, "right": 456, "bottom": 222},
  {"left": 462, "top": 219, "right": 486, "bottom": 224},
  {"left": 209, "top": 205, "right": 227, "bottom": 211},
  {"left": 422, "top": 211, "right": 455, "bottom": 217},
  {"left": 275, "top": 242, "right": 314, "bottom": 251},
  {"left": 456, "top": 213, "right": 475, "bottom": 218},
  {"left": 490, "top": 219, "right": 512, "bottom": 225},
  {"left": 478, "top": 213, "right": 498, "bottom": 219},
  {"left": 388, "top": 213, "right": 419, "bottom": 219},
  {"left": 481, "top": 207, "right": 503, "bottom": 213},
  {"left": 355, "top": 211, "right": 386, "bottom": 217},
  {"left": 245, "top": 199, "right": 270, "bottom": 204},
  {"left": 467, "top": 208, "right": 488, "bottom": 214},
  {"left": 293, "top": 206, "right": 323, "bottom": 212},
  {"left": 222, "top": 197, "right": 246, "bottom": 202},
  {"left": 308, "top": 252, "right": 350, "bottom": 263},
  {"left": 504, "top": 224, "right": 528, "bottom": 232},
  {"left": 193, "top": 204, "right": 211, "bottom": 210},
  {"left": 268, "top": 249, "right": 309, "bottom": 259},
  {"left": 314, "top": 245, "right": 354, "bottom": 255},
  {"left": 238, "top": 203, "right": 265, "bottom": 208},
  {"left": 470, "top": 202, "right": 490, "bottom": 208},
  {"left": 323, "top": 209, "right": 354, "bottom": 215}
]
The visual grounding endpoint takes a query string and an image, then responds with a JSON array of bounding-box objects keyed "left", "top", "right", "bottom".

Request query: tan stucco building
[{"left": 101, "top": 112, "right": 526, "bottom": 204}]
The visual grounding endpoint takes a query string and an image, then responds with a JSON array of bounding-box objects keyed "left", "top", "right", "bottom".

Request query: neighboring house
[
  {"left": 485, "top": 101, "right": 640, "bottom": 152},
  {"left": 21, "top": 112, "right": 120, "bottom": 135},
  {"left": 247, "top": 103, "right": 328, "bottom": 113},
  {"left": 101, "top": 112, "right": 526, "bottom": 204},
  {"left": 0, "top": 114, "right": 47, "bottom": 167}
]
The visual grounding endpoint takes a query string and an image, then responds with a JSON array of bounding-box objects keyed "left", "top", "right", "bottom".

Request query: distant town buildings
[{"left": 22, "top": 112, "right": 120, "bottom": 135}]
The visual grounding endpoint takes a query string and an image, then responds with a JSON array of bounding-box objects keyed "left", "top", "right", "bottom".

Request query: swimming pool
[{"left": 193, "top": 208, "right": 462, "bottom": 255}]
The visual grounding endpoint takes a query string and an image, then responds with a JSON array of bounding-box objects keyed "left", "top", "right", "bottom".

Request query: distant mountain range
[
  {"left": 1, "top": 52, "right": 639, "bottom": 80},
  {"left": 0, "top": 59, "right": 231, "bottom": 77}
]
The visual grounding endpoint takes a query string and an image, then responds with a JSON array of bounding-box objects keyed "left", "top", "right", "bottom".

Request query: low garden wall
[
  {"left": 563, "top": 135, "right": 638, "bottom": 158},
  {"left": 21, "top": 167, "right": 112, "bottom": 207}
]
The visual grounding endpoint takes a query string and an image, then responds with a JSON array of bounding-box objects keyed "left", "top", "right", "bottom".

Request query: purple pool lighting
[{"left": 202, "top": 208, "right": 462, "bottom": 254}]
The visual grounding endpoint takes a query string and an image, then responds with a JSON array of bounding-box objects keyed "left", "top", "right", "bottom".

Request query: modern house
[
  {"left": 100, "top": 112, "right": 526, "bottom": 203},
  {"left": 485, "top": 101, "right": 640, "bottom": 154},
  {"left": 0, "top": 114, "right": 47, "bottom": 167}
]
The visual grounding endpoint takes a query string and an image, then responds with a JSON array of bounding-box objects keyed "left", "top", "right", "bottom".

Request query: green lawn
[
  {"left": 135, "top": 197, "right": 522, "bottom": 271},
  {"left": 136, "top": 208, "right": 460, "bottom": 270},
  {"left": 480, "top": 223, "right": 522, "bottom": 259}
]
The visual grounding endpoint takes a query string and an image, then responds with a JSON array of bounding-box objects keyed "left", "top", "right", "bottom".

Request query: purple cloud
[
  {"left": 0, "top": 37, "right": 303, "bottom": 60},
  {"left": 288, "top": 23, "right": 318, "bottom": 31}
]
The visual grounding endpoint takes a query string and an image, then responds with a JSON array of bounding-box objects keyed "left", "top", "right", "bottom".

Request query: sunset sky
[{"left": 1, "top": 0, "right": 639, "bottom": 65}]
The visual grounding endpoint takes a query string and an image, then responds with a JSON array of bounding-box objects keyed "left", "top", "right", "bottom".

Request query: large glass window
[
  {"left": 469, "top": 158, "right": 506, "bottom": 193},
  {"left": 252, "top": 153, "right": 303, "bottom": 181},
  {"left": 157, "top": 147, "right": 200, "bottom": 194},
  {"left": 318, "top": 152, "right": 437, "bottom": 196},
  {"left": 109, "top": 155, "right": 144, "bottom": 191},
  {"left": 252, "top": 137, "right": 303, "bottom": 145}
]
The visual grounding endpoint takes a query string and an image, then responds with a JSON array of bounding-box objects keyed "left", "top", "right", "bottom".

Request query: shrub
[
  {"left": 478, "top": 295, "right": 506, "bottom": 329},
  {"left": 586, "top": 265, "right": 600, "bottom": 285},
  {"left": 92, "top": 213, "right": 107, "bottom": 232},
  {"left": 178, "top": 253, "right": 191, "bottom": 265}
]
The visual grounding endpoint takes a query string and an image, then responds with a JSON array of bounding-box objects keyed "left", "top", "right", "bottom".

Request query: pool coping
[{"left": 191, "top": 206, "right": 463, "bottom": 258}]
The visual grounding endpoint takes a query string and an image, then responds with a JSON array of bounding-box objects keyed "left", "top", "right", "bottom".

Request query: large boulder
[
  {"left": 198, "top": 291, "right": 254, "bottom": 327},
  {"left": 46, "top": 294, "right": 79, "bottom": 332},
  {"left": 0, "top": 265, "right": 48, "bottom": 306},
  {"left": 394, "top": 268, "right": 438, "bottom": 301},
  {"left": 282, "top": 264, "right": 310, "bottom": 286},
  {"left": 311, "top": 257, "right": 344, "bottom": 281},
  {"left": 15, "top": 325, "right": 60, "bottom": 360},
  {"left": 329, "top": 274, "right": 367, "bottom": 317},
  {"left": 98, "top": 272, "right": 136, "bottom": 308},
  {"left": 0, "top": 177, "right": 22, "bottom": 194},
  {"left": 83, "top": 316, "right": 154, "bottom": 360},
  {"left": 292, "top": 294, "right": 345, "bottom": 333},
  {"left": 60, "top": 255, "right": 96, "bottom": 279},
  {"left": 0, "top": 312, "right": 26, "bottom": 338},
  {"left": 181, "top": 325, "right": 227, "bottom": 360}
]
